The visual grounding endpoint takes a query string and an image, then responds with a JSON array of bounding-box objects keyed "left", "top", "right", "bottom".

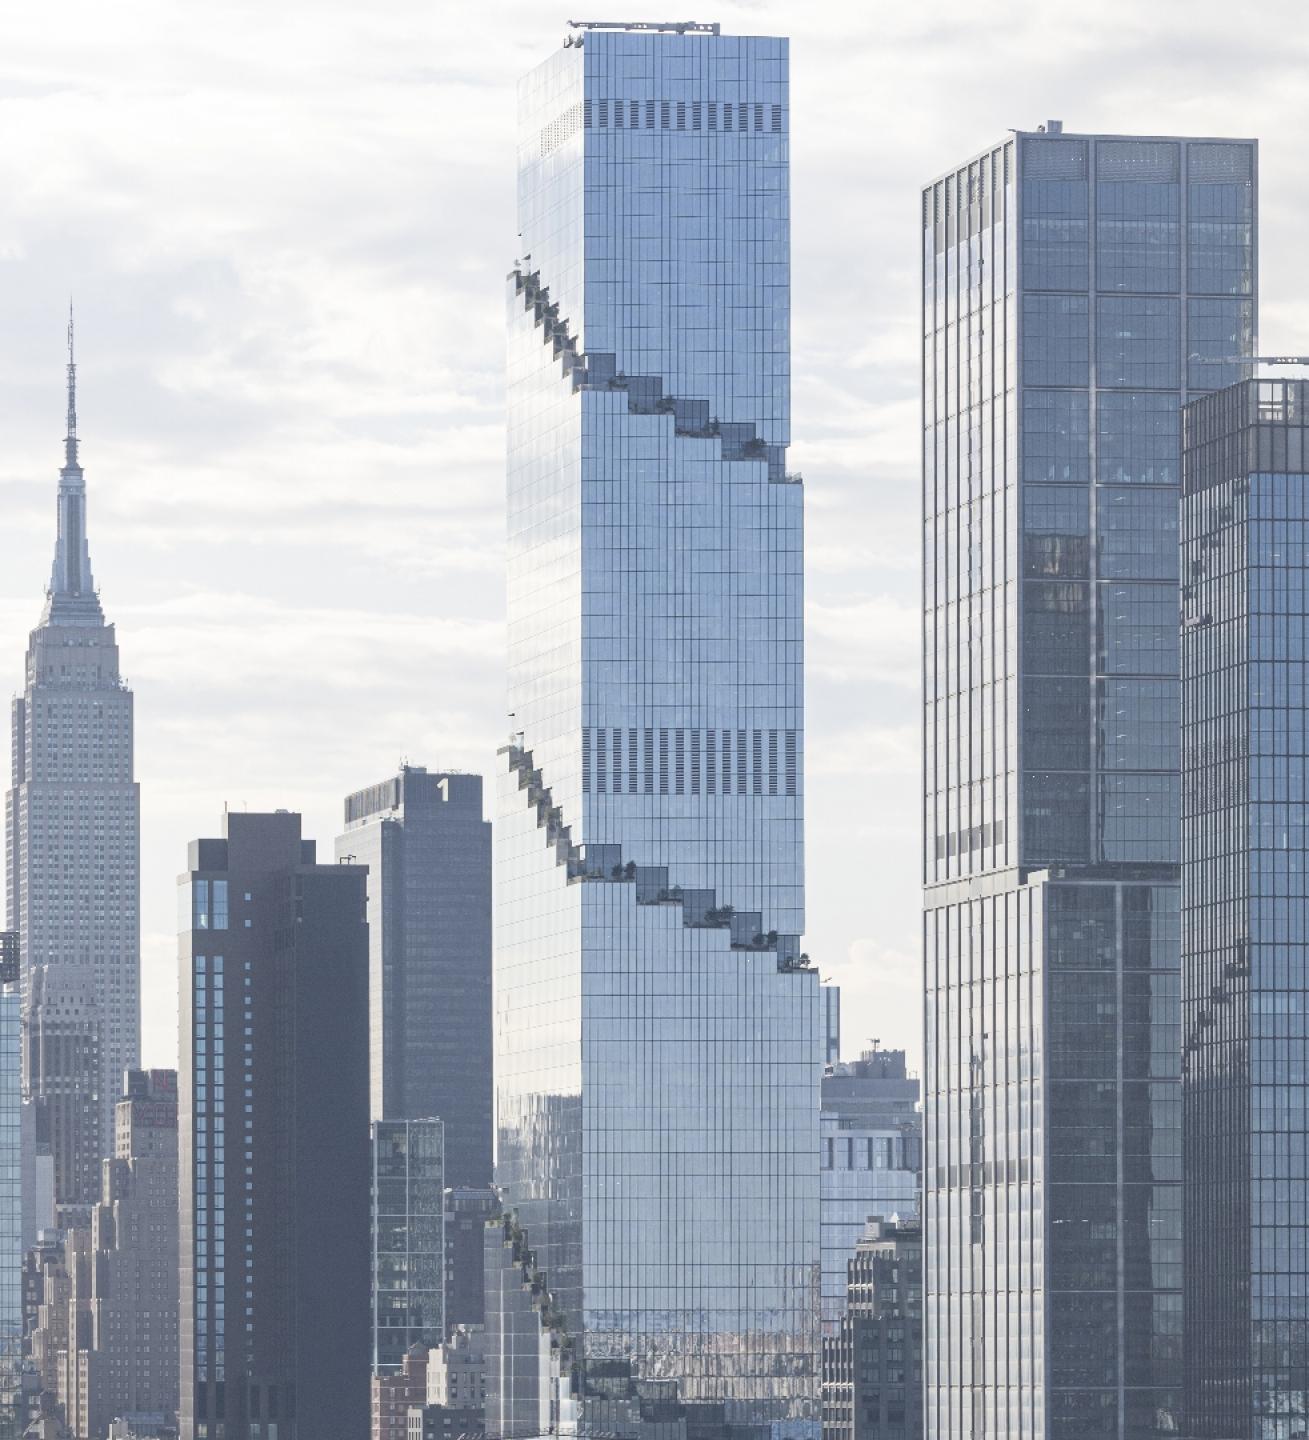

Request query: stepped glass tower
[
  {"left": 494, "top": 22, "right": 821, "bottom": 1439},
  {"left": 6, "top": 320, "right": 140, "bottom": 1211},
  {"left": 921, "top": 128, "right": 1256, "bottom": 1439}
]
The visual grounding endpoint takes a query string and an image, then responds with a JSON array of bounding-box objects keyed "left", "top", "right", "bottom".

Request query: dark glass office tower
[
  {"left": 179, "top": 812, "right": 370, "bottom": 1440},
  {"left": 338, "top": 767, "right": 492, "bottom": 1188},
  {"left": 1181, "top": 378, "right": 1309, "bottom": 1437},
  {"left": 921, "top": 127, "right": 1256, "bottom": 1439}
]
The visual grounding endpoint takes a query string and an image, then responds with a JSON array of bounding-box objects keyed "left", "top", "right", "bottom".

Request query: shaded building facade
[
  {"left": 1180, "top": 378, "right": 1309, "bottom": 1436},
  {"left": 444, "top": 1185, "right": 496, "bottom": 1333},
  {"left": 821, "top": 1219, "right": 922, "bottom": 1440},
  {"left": 338, "top": 768, "right": 492, "bottom": 1188},
  {"left": 72, "top": 1069, "right": 179, "bottom": 1439},
  {"left": 6, "top": 328, "right": 139, "bottom": 1198},
  {"left": 921, "top": 126, "right": 1256, "bottom": 1437},
  {"left": 179, "top": 812, "right": 370, "bottom": 1440},
  {"left": 496, "top": 20, "right": 820, "bottom": 1436},
  {"left": 26, "top": 964, "right": 100, "bottom": 1218}
]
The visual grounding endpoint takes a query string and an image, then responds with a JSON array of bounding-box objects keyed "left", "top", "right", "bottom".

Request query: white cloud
[{"left": 2, "top": 0, "right": 1307, "bottom": 1068}]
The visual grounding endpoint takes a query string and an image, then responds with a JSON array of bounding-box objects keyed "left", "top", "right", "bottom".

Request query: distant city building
[
  {"left": 179, "top": 812, "right": 370, "bottom": 1440},
  {"left": 820, "top": 1049, "right": 920, "bottom": 1331},
  {"left": 1181, "top": 378, "right": 1309, "bottom": 1434},
  {"left": 69, "top": 1069, "right": 178, "bottom": 1439},
  {"left": 338, "top": 767, "right": 492, "bottom": 1187},
  {"left": 428, "top": 1324, "right": 486, "bottom": 1414},
  {"left": 497, "top": 23, "right": 819, "bottom": 1436},
  {"left": 483, "top": 1214, "right": 571, "bottom": 1440},
  {"left": 26, "top": 965, "right": 101, "bottom": 1219},
  {"left": 821, "top": 1218, "right": 922, "bottom": 1440},
  {"left": 373, "top": 1344, "right": 428, "bottom": 1440},
  {"left": 922, "top": 126, "right": 1256, "bottom": 1436},
  {"left": 6, "top": 325, "right": 140, "bottom": 1203},
  {"left": 444, "top": 1186, "right": 496, "bottom": 1333},
  {"left": 0, "top": 948, "right": 19, "bottom": 1432},
  {"left": 26, "top": 1222, "right": 92, "bottom": 1425},
  {"left": 374, "top": 1118, "right": 444, "bottom": 1374},
  {"left": 415, "top": 1398, "right": 485, "bottom": 1440}
]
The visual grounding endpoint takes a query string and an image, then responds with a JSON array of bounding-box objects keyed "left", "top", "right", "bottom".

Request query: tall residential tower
[
  {"left": 495, "top": 20, "right": 820, "bottom": 1437},
  {"left": 6, "top": 321, "right": 139, "bottom": 1204},
  {"left": 921, "top": 128, "right": 1256, "bottom": 1438},
  {"left": 179, "top": 812, "right": 370, "bottom": 1440}
]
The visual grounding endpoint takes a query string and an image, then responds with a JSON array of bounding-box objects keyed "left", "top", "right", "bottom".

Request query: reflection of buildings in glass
[
  {"left": 496, "top": 20, "right": 819, "bottom": 1436},
  {"left": 1181, "top": 379, "right": 1309, "bottom": 1436},
  {"left": 339, "top": 768, "right": 492, "bottom": 1189},
  {"left": 819, "top": 1050, "right": 920, "bottom": 1332},
  {"left": 921, "top": 127, "right": 1256, "bottom": 1438},
  {"left": 179, "top": 812, "right": 370, "bottom": 1440},
  {"left": 372, "top": 1118, "right": 445, "bottom": 1374}
]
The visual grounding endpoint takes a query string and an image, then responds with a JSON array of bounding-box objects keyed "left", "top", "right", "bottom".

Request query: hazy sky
[{"left": 1, "top": 0, "right": 1306, "bottom": 1073}]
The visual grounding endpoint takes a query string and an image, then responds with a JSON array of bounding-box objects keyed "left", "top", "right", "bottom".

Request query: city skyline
[{"left": 7, "top": 2, "right": 1308, "bottom": 1074}]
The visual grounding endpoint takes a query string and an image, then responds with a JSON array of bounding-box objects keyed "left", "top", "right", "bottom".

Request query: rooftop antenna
[{"left": 65, "top": 300, "right": 78, "bottom": 468}]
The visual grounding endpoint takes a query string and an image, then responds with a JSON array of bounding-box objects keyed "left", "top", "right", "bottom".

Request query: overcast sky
[{"left": 1, "top": 0, "right": 1306, "bottom": 1073}]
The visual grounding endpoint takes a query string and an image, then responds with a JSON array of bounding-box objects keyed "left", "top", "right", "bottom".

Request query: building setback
[
  {"left": 179, "top": 811, "right": 370, "bottom": 1440},
  {"left": 921, "top": 126, "right": 1256, "bottom": 1438},
  {"left": 496, "top": 21, "right": 819, "bottom": 1436},
  {"left": 1181, "top": 377, "right": 1309, "bottom": 1435},
  {"left": 338, "top": 767, "right": 492, "bottom": 1187},
  {"left": 6, "top": 324, "right": 139, "bottom": 1195}
]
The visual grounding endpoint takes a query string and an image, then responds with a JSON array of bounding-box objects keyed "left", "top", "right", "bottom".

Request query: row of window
[{"left": 581, "top": 725, "right": 799, "bottom": 797}]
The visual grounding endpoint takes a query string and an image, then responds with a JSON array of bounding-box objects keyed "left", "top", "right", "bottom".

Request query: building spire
[
  {"left": 65, "top": 301, "right": 78, "bottom": 472},
  {"left": 43, "top": 304, "right": 101, "bottom": 625}
]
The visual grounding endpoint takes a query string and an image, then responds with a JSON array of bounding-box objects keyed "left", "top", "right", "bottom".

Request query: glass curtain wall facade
[
  {"left": 498, "top": 22, "right": 821, "bottom": 1436},
  {"left": 372, "top": 1118, "right": 445, "bottom": 1374},
  {"left": 1181, "top": 378, "right": 1309, "bottom": 1437},
  {"left": 922, "top": 129, "right": 1256, "bottom": 1440}
]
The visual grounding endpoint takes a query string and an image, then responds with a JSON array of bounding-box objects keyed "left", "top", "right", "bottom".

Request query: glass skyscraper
[
  {"left": 497, "top": 20, "right": 820, "bottom": 1437},
  {"left": 921, "top": 126, "right": 1256, "bottom": 1439},
  {"left": 372, "top": 1117, "right": 444, "bottom": 1374},
  {"left": 1181, "top": 378, "right": 1309, "bottom": 1437}
]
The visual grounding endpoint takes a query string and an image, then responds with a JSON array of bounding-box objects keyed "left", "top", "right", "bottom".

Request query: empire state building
[{"left": 5, "top": 319, "right": 140, "bottom": 1212}]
